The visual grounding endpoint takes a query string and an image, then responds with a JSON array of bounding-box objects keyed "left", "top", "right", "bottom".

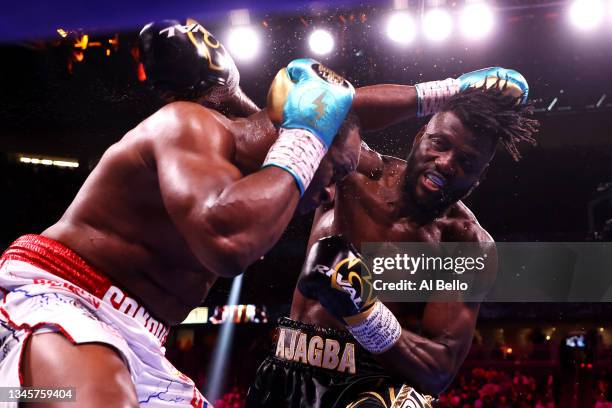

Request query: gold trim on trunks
[{"left": 275, "top": 327, "right": 357, "bottom": 374}]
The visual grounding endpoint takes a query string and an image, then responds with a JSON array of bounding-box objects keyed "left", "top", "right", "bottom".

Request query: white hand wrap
[
  {"left": 414, "top": 78, "right": 461, "bottom": 117},
  {"left": 263, "top": 128, "right": 327, "bottom": 195},
  {"left": 347, "top": 300, "right": 402, "bottom": 354}
]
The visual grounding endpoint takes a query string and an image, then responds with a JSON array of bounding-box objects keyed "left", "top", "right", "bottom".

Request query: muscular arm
[
  {"left": 151, "top": 102, "right": 299, "bottom": 277},
  {"left": 353, "top": 85, "right": 417, "bottom": 132},
  {"left": 208, "top": 82, "right": 416, "bottom": 127},
  {"left": 374, "top": 222, "right": 497, "bottom": 395},
  {"left": 376, "top": 302, "right": 480, "bottom": 395}
]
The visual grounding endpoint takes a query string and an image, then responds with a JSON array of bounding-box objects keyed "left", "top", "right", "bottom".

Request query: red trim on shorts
[
  {"left": 1, "top": 308, "right": 79, "bottom": 386},
  {"left": 191, "top": 387, "right": 204, "bottom": 408},
  {"left": 1, "top": 235, "right": 169, "bottom": 344},
  {"left": 0, "top": 307, "right": 78, "bottom": 345},
  {"left": 1, "top": 235, "right": 110, "bottom": 299},
  {"left": 7, "top": 308, "right": 130, "bottom": 387}
]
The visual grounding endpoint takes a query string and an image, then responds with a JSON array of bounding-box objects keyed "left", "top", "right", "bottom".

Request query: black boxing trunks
[{"left": 246, "top": 317, "right": 434, "bottom": 408}]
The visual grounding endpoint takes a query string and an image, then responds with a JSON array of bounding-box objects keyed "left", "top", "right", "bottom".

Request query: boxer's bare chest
[
  {"left": 292, "top": 165, "right": 450, "bottom": 329},
  {"left": 334, "top": 170, "right": 445, "bottom": 246}
]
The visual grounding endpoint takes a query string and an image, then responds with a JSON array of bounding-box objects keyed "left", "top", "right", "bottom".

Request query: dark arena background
[{"left": 1, "top": 0, "right": 612, "bottom": 407}]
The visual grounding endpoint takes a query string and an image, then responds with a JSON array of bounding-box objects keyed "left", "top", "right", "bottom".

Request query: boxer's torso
[
  {"left": 42, "top": 103, "right": 261, "bottom": 324},
  {"left": 291, "top": 154, "right": 487, "bottom": 331}
]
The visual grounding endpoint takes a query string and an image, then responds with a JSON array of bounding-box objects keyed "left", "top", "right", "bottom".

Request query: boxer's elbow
[
  {"left": 196, "top": 205, "right": 278, "bottom": 276},
  {"left": 195, "top": 222, "right": 257, "bottom": 277},
  {"left": 208, "top": 235, "right": 252, "bottom": 277}
]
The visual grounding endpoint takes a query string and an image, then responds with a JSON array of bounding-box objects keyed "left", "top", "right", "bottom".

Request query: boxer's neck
[{"left": 229, "top": 110, "right": 278, "bottom": 174}]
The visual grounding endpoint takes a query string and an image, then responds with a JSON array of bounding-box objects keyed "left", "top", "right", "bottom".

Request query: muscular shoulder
[
  {"left": 134, "top": 101, "right": 235, "bottom": 162},
  {"left": 443, "top": 201, "right": 494, "bottom": 243},
  {"left": 352, "top": 147, "right": 405, "bottom": 183}
]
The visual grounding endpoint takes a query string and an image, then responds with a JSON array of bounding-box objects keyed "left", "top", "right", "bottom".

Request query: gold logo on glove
[
  {"left": 312, "top": 92, "right": 327, "bottom": 121},
  {"left": 331, "top": 257, "right": 375, "bottom": 309},
  {"left": 313, "top": 63, "right": 347, "bottom": 87},
  {"left": 185, "top": 18, "right": 226, "bottom": 72}
]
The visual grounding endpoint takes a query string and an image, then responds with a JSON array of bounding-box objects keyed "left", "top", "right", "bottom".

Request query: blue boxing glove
[
  {"left": 282, "top": 59, "right": 355, "bottom": 147},
  {"left": 458, "top": 67, "right": 529, "bottom": 104},
  {"left": 263, "top": 59, "right": 355, "bottom": 194},
  {"left": 267, "top": 58, "right": 355, "bottom": 148},
  {"left": 415, "top": 67, "right": 529, "bottom": 117}
]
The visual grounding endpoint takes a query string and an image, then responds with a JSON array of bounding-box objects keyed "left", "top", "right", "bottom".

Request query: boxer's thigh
[{"left": 21, "top": 332, "right": 138, "bottom": 408}]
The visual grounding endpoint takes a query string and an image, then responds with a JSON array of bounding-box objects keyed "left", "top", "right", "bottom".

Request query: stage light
[
  {"left": 387, "top": 12, "right": 417, "bottom": 44},
  {"left": 227, "top": 25, "right": 260, "bottom": 62},
  {"left": 569, "top": 0, "right": 605, "bottom": 30},
  {"left": 423, "top": 8, "right": 453, "bottom": 42},
  {"left": 19, "top": 156, "right": 79, "bottom": 168},
  {"left": 205, "top": 274, "right": 243, "bottom": 403},
  {"left": 309, "top": 29, "right": 334, "bottom": 55},
  {"left": 460, "top": 2, "right": 494, "bottom": 39}
]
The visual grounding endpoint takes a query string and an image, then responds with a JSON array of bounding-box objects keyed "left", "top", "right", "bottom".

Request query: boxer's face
[
  {"left": 297, "top": 124, "right": 361, "bottom": 214},
  {"left": 405, "top": 111, "right": 495, "bottom": 212}
]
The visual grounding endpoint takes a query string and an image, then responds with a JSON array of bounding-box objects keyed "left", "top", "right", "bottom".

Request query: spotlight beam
[
  {"left": 423, "top": 8, "right": 453, "bottom": 42},
  {"left": 569, "top": 0, "right": 605, "bottom": 30},
  {"left": 460, "top": 2, "right": 495, "bottom": 39},
  {"left": 309, "top": 29, "right": 334, "bottom": 55},
  {"left": 227, "top": 26, "right": 261, "bottom": 62},
  {"left": 387, "top": 11, "right": 417, "bottom": 44},
  {"left": 204, "top": 274, "right": 243, "bottom": 403}
]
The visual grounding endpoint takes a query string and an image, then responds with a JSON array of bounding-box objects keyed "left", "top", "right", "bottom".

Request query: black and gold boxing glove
[
  {"left": 298, "top": 235, "right": 402, "bottom": 354},
  {"left": 139, "top": 18, "right": 239, "bottom": 103},
  {"left": 297, "top": 235, "right": 376, "bottom": 321}
]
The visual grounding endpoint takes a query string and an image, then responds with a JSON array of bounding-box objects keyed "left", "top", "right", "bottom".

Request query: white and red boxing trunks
[{"left": 0, "top": 234, "right": 209, "bottom": 407}]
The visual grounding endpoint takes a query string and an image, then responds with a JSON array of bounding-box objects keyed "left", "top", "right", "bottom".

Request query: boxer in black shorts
[{"left": 247, "top": 69, "right": 539, "bottom": 407}]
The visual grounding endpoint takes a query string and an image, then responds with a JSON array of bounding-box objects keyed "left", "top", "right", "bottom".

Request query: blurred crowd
[{"left": 437, "top": 368, "right": 555, "bottom": 408}]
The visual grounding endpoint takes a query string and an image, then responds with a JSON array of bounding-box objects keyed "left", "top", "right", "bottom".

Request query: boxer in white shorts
[
  {"left": 0, "top": 19, "right": 359, "bottom": 407},
  {"left": 0, "top": 235, "right": 206, "bottom": 407}
]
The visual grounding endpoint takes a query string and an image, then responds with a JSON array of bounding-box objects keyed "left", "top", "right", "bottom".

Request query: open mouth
[{"left": 422, "top": 171, "right": 446, "bottom": 191}]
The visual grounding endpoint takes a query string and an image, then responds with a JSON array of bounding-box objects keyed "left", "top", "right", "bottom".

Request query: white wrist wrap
[
  {"left": 414, "top": 78, "right": 461, "bottom": 117},
  {"left": 347, "top": 300, "right": 402, "bottom": 354},
  {"left": 263, "top": 128, "right": 327, "bottom": 195}
]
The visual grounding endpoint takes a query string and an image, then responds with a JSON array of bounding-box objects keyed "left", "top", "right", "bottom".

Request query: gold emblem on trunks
[
  {"left": 275, "top": 328, "right": 356, "bottom": 374},
  {"left": 390, "top": 384, "right": 434, "bottom": 408}
]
